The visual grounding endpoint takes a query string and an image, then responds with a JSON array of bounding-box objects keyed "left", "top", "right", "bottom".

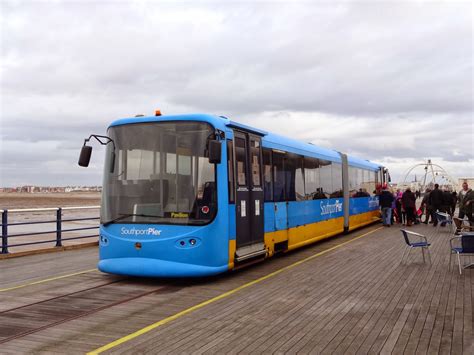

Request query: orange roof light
[{"left": 155, "top": 110, "right": 162, "bottom": 116}]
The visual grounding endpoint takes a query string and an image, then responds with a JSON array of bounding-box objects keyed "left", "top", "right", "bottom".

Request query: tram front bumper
[{"left": 98, "top": 257, "right": 228, "bottom": 278}]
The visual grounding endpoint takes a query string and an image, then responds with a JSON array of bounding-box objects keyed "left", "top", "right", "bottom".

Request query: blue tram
[{"left": 79, "top": 113, "right": 389, "bottom": 277}]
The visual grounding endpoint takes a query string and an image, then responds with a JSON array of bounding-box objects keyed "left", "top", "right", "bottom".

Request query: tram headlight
[{"left": 189, "top": 239, "right": 196, "bottom": 245}]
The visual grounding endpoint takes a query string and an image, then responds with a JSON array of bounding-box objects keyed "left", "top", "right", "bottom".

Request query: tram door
[{"left": 234, "top": 131, "right": 264, "bottom": 252}]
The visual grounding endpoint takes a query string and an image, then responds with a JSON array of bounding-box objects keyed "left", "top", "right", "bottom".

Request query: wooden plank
[
  {"left": 451, "top": 271, "right": 464, "bottom": 354},
  {"left": 407, "top": 251, "right": 449, "bottom": 353},
  {"left": 0, "top": 224, "right": 471, "bottom": 354},
  {"left": 379, "top": 238, "right": 444, "bottom": 354},
  {"left": 438, "top": 265, "right": 459, "bottom": 353},
  {"left": 275, "top": 246, "right": 403, "bottom": 354},
  {"left": 463, "top": 270, "right": 473, "bottom": 353}
]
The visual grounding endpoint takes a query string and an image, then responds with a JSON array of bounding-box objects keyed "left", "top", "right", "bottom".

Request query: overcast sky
[{"left": 1, "top": 0, "right": 472, "bottom": 187}]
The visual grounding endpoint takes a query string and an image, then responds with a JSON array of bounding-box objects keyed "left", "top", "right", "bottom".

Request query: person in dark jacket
[
  {"left": 458, "top": 182, "right": 474, "bottom": 226},
  {"left": 429, "top": 184, "right": 444, "bottom": 226},
  {"left": 415, "top": 190, "right": 421, "bottom": 199},
  {"left": 421, "top": 189, "right": 431, "bottom": 224},
  {"left": 402, "top": 188, "right": 416, "bottom": 226},
  {"left": 451, "top": 191, "right": 457, "bottom": 217},
  {"left": 442, "top": 189, "right": 453, "bottom": 216},
  {"left": 379, "top": 185, "right": 394, "bottom": 227}
]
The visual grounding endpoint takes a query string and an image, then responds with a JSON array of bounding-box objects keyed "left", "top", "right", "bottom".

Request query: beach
[
  {"left": 0, "top": 192, "right": 101, "bottom": 254},
  {"left": 0, "top": 192, "right": 101, "bottom": 209}
]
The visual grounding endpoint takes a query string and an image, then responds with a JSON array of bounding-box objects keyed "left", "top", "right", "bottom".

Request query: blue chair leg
[
  {"left": 401, "top": 247, "right": 407, "bottom": 264},
  {"left": 406, "top": 247, "right": 412, "bottom": 263},
  {"left": 401, "top": 246, "right": 410, "bottom": 264}
]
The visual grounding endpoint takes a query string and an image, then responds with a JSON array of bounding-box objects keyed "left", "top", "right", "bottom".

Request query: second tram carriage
[{"left": 79, "top": 113, "right": 389, "bottom": 277}]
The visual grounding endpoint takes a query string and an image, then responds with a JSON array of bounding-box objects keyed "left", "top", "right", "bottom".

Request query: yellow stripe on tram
[
  {"left": 0, "top": 268, "right": 98, "bottom": 292},
  {"left": 88, "top": 227, "right": 382, "bottom": 354}
]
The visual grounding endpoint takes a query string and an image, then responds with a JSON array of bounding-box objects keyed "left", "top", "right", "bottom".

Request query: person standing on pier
[
  {"left": 429, "top": 184, "right": 444, "bottom": 226},
  {"left": 451, "top": 191, "right": 457, "bottom": 217},
  {"left": 379, "top": 184, "right": 394, "bottom": 227},
  {"left": 457, "top": 182, "right": 474, "bottom": 227},
  {"left": 442, "top": 189, "right": 454, "bottom": 216},
  {"left": 421, "top": 188, "right": 432, "bottom": 224},
  {"left": 402, "top": 188, "right": 416, "bottom": 226}
]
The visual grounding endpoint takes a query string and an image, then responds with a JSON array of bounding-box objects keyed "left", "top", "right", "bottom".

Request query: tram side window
[
  {"left": 263, "top": 149, "right": 273, "bottom": 201},
  {"left": 304, "top": 157, "right": 323, "bottom": 199},
  {"left": 349, "top": 166, "right": 358, "bottom": 196},
  {"left": 370, "top": 171, "right": 377, "bottom": 195},
  {"left": 351, "top": 167, "right": 372, "bottom": 197},
  {"left": 319, "top": 160, "right": 332, "bottom": 198},
  {"left": 295, "top": 156, "right": 305, "bottom": 201},
  {"left": 361, "top": 169, "right": 375, "bottom": 197},
  {"left": 227, "top": 140, "right": 234, "bottom": 203},
  {"left": 283, "top": 154, "right": 303, "bottom": 201},
  {"left": 250, "top": 139, "right": 261, "bottom": 188},
  {"left": 235, "top": 137, "right": 247, "bottom": 187},
  {"left": 284, "top": 155, "right": 294, "bottom": 201},
  {"left": 272, "top": 153, "right": 285, "bottom": 202},
  {"left": 357, "top": 168, "right": 364, "bottom": 192},
  {"left": 331, "top": 163, "right": 343, "bottom": 198}
]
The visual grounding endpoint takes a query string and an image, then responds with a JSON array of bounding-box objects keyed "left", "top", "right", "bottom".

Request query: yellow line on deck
[
  {"left": 0, "top": 268, "right": 98, "bottom": 292},
  {"left": 88, "top": 227, "right": 382, "bottom": 354}
]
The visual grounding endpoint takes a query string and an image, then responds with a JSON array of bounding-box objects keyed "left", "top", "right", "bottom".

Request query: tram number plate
[{"left": 241, "top": 200, "right": 246, "bottom": 217}]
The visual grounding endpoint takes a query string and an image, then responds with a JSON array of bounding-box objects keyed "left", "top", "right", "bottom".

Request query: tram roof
[
  {"left": 347, "top": 156, "right": 381, "bottom": 171},
  {"left": 108, "top": 113, "right": 382, "bottom": 171}
]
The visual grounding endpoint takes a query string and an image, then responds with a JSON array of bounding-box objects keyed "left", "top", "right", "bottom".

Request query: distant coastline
[{"left": 0, "top": 186, "right": 101, "bottom": 193}]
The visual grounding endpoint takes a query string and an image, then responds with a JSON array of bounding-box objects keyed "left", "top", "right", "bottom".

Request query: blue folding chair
[
  {"left": 449, "top": 232, "right": 474, "bottom": 274},
  {"left": 436, "top": 212, "right": 454, "bottom": 234},
  {"left": 400, "top": 229, "right": 431, "bottom": 264}
]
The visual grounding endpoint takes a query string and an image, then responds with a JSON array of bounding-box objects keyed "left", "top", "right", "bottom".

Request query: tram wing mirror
[
  {"left": 208, "top": 140, "right": 221, "bottom": 164},
  {"left": 78, "top": 145, "right": 92, "bottom": 167}
]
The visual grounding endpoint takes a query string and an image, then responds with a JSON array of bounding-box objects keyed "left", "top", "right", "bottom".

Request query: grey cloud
[{"left": 1, "top": 1, "right": 472, "bottom": 186}]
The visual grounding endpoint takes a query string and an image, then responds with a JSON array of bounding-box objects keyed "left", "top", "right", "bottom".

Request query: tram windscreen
[{"left": 101, "top": 121, "right": 217, "bottom": 225}]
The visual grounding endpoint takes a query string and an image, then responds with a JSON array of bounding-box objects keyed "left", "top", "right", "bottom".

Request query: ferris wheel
[{"left": 400, "top": 159, "right": 457, "bottom": 192}]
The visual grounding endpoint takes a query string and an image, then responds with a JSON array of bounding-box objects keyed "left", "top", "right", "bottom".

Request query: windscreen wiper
[{"left": 102, "top": 213, "right": 162, "bottom": 226}]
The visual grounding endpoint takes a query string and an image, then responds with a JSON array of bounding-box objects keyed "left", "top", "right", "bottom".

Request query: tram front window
[{"left": 101, "top": 122, "right": 217, "bottom": 225}]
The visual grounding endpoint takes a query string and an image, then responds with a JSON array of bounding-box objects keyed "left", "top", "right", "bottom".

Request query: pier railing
[{"left": 0, "top": 206, "right": 100, "bottom": 254}]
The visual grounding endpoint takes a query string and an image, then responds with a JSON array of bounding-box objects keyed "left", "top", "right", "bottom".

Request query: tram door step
[{"left": 235, "top": 243, "right": 267, "bottom": 263}]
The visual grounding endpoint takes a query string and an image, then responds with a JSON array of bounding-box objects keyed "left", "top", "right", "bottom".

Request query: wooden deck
[{"left": 0, "top": 223, "right": 472, "bottom": 354}]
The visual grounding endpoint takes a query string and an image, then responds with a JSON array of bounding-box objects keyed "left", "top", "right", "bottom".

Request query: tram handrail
[{"left": 1, "top": 206, "right": 100, "bottom": 254}]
